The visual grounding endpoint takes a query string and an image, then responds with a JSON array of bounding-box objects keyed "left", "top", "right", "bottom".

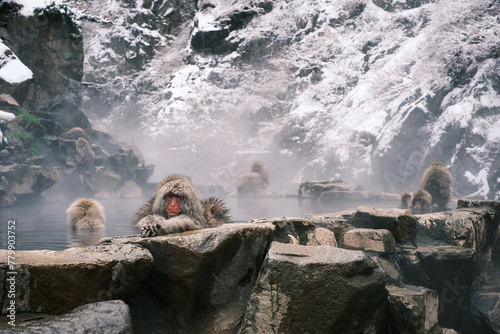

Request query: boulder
[
  {"left": 102, "top": 222, "right": 275, "bottom": 333},
  {"left": 395, "top": 246, "right": 478, "bottom": 329},
  {"left": 415, "top": 207, "right": 497, "bottom": 264},
  {"left": 250, "top": 216, "right": 338, "bottom": 246},
  {"left": 319, "top": 189, "right": 370, "bottom": 202},
  {"left": 466, "top": 289, "right": 500, "bottom": 334},
  {"left": 344, "top": 228, "right": 396, "bottom": 254},
  {"left": 238, "top": 242, "right": 388, "bottom": 333},
  {"left": 387, "top": 284, "right": 439, "bottom": 334},
  {"left": 0, "top": 164, "right": 59, "bottom": 195},
  {"left": 0, "top": 176, "right": 15, "bottom": 206},
  {"left": 298, "top": 179, "right": 364, "bottom": 200},
  {"left": 0, "top": 243, "right": 153, "bottom": 315},
  {"left": 107, "top": 149, "right": 139, "bottom": 178},
  {"left": 369, "top": 254, "right": 400, "bottom": 285},
  {"left": 457, "top": 199, "right": 500, "bottom": 213},
  {"left": 86, "top": 167, "right": 121, "bottom": 193},
  {"left": 0, "top": 300, "right": 132, "bottom": 333},
  {"left": 350, "top": 206, "right": 417, "bottom": 245}
]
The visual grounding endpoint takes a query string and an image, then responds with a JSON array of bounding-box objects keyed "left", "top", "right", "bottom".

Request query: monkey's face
[{"left": 165, "top": 193, "right": 184, "bottom": 218}]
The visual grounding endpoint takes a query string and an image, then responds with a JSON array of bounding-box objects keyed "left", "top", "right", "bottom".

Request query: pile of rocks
[{"left": 1, "top": 200, "right": 498, "bottom": 333}]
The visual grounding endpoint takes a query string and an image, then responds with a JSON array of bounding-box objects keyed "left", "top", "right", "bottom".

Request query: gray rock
[
  {"left": 305, "top": 227, "right": 338, "bottom": 246},
  {"left": 344, "top": 228, "right": 396, "bottom": 254},
  {"left": 0, "top": 164, "right": 59, "bottom": 206},
  {"left": 395, "top": 246, "right": 477, "bottom": 329},
  {"left": 319, "top": 189, "right": 370, "bottom": 202},
  {"left": 0, "top": 243, "right": 153, "bottom": 315},
  {"left": 298, "top": 179, "right": 363, "bottom": 199},
  {"left": 0, "top": 300, "right": 132, "bottom": 333},
  {"left": 468, "top": 289, "right": 500, "bottom": 334},
  {"left": 415, "top": 207, "right": 495, "bottom": 254},
  {"left": 251, "top": 216, "right": 338, "bottom": 246},
  {"left": 104, "top": 222, "right": 275, "bottom": 333},
  {"left": 350, "top": 206, "right": 417, "bottom": 245},
  {"left": 387, "top": 284, "right": 439, "bottom": 334},
  {"left": 369, "top": 254, "right": 400, "bottom": 285},
  {"left": 238, "top": 242, "right": 388, "bottom": 334}
]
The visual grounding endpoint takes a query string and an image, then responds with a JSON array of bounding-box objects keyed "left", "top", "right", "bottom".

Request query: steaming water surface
[{"left": 0, "top": 196, "right": 398, "bottom": 251}]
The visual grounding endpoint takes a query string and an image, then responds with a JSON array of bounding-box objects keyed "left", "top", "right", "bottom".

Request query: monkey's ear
[{"left": 208, "top": 205, "right": 216, "bottom": 218}]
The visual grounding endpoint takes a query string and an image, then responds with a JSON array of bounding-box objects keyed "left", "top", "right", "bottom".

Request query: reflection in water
[
  {"left": 0, "top": 196, "right": 398, "bottom": 251},
  {"left": 0, "top": 198, "right": 145, "bottom": 251},
  {"left": 68, "top": 227, "right": 106, "bottom": 248}
]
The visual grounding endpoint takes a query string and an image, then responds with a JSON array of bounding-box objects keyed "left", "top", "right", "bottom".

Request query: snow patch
[
  {"left": 464, "top": 169, "right": 490, "bottom": 199},
  {"left": 0, "top": 42, "right": 33, "bottom": 84},
  {"left": 5, "top": 0, "right": 63, "bottom": 16}
]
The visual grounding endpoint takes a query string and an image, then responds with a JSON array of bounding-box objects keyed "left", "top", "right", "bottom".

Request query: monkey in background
[
  {"left": 66, "top": 198, "right": 106, "bottom": 229},
  {"left": 421, "top": 161, "right": 452, "bottom": 209},
  {"left": 400, "top": 190, "right": 412, "bottom": 209},
  {"left": 133, "top": 174, "right": 232, "bottom": 237},
  {"left": 235, "top": 161, "right": 270, "bottom": 196},
  {"left": 75, "top": 137, "right": 94, "bottom": 166},
  {"left": 410, "top": 190, "right": 432, "bottom": 214},
  {"left": 399, "top": 190, "right": 432, "bottom": 214},
  {"left": 201, "top": 197, "right": 232, "bottom": 227}
]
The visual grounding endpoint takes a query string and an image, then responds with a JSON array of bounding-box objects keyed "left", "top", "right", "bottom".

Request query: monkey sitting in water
[
  {"left": 410, "top": 190, "right": 432, "bottom": 214},
  {"left": 235, "top": 161, "right": 271, "bottom": 196},
  {"left": 66, "top": 198, "right": 106, "bottom": 229},
  {"left": 133, "top": 174, "right": 232, "bottom": 237},
  {"left": 400, "top": 190, "right": 412, "bottom": 209},
  {"left": 421, "top": 161, "right": 453, "bottom": 209},
  {"left": 399, "top": 190, "right": 432, "bottom": 214}
]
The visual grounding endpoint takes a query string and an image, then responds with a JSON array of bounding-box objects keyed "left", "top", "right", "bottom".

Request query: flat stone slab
[{"left": 0, "top": 244, "right": 153, "bottom": 315}]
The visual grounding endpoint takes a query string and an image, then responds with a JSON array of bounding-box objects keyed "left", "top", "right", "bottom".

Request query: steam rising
[{"left": 77, "top": 0, "right": 499, "bottom": 199}]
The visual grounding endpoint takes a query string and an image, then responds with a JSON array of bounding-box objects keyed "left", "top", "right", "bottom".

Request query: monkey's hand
[
  {"left": 137, "top": 214, "right": 202, "bottom": 236},
  {"left": 141, "top": 224, "right": 158, "bottom": 237},
  {"left": 138, "top": 215, "right": 168, "bottom": 238}
]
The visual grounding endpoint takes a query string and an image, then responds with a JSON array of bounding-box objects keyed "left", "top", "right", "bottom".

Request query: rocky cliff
[
  {"left": 67, "top": 0, "right": 499, "bottom": 199},
  {"left": 0, "top": 1, "right": 154, "bottom": 205}
]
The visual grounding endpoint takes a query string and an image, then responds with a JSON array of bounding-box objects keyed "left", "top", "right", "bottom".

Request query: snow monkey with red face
[{"left": 133, "top": 175, "right": 231, "bottom": 237}]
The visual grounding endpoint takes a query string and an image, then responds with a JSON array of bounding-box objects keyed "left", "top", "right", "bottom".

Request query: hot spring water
[{"left": 0, "top": 196, "right": 399, "bottom": 251}]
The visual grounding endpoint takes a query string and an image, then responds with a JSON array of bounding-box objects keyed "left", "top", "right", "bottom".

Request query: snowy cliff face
[{"left": 70, "top": 0, "right": 499, "bottom": 198}]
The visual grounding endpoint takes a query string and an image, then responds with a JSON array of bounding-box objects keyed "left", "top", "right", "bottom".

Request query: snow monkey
[
  {"left": 400, "top": 190, "right": 412, "bottom": 209},
  {"left": 66, "top": 198, "right": 106, "bottom": 229},
  {"left": 421, "top": 161, "right": 452, "bottom": 209},
  {"left": 235, "top": 161, "right": 270, "bottom": 196},
  {"left": 410, "top": 190, "right": 432, "bottom": 214},
  {"left": 201, "top": 196, "right": 232, "bottom": 227},
  {"left": 133, "top": 174, "right": 232, "bottom": 237},
  {"left": 75, "top": 137, "right": 94, "bottom": 166}
]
